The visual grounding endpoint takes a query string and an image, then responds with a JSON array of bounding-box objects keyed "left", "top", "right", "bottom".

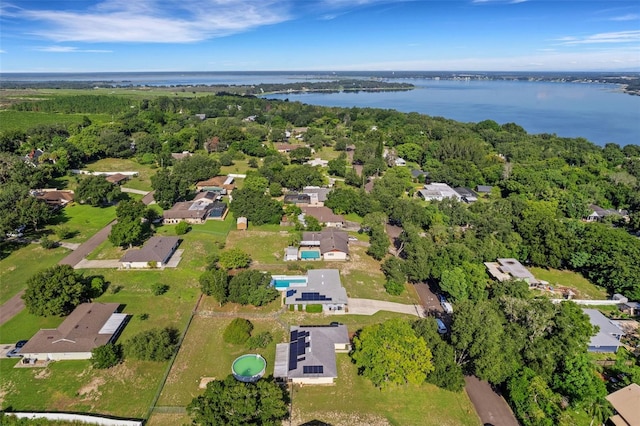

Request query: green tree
[
  {"left": 175, "top": 221, "right": 191, "bottom": 235},
  {"left": 289, "top": 146, "right": 312, "bottom": 163},
  {"left": 227, "top": 270, "right": 278, "bottom": 306},
  {"left": 199, "top": 268, "right": 229, "bottom": 305},
  {"left": 124, "top": 327, "right": 179, "bottom": 361},
  {"left": 327, "top": 153, "right": 348, "bottom": 177},
  {"left": 351, "top": 318, "right": 434, "bottom": 388},
  {"left": 76, "top": 175, "right": 120, "bottom": 206},
  {"left": 243, "top": 173, "right": 270, "bottom": 193},
  {"left": 366, "top": 225, "right": 389, "bottom": 260},
  {"left": 218, "top": 248, "right": 251, "bottom": 270},
  {"left": 109, "top": 219, "right": 144, "bottom": 248},
  {"left": 413, "top": 318, "right": 465, "bottom": 391},
  {"left": 151, "top": 168, "right": 190, "bottom": 209},
  {"left": 91, "top": 343, "right": 123, "bottom": 369},
  {"left": 223, "top": 318, "right": 254, "bottom": 345},
  {"left": 508, "top": 367, "right": 562, "bottom": 426},
  {"left": 23, "top": 265, "right": 90, "bottom": 317},
  {"left": 17, "top": 197, "right": 52, "bottom": 232},
  {"left": 187, "top": 375, "right": 288, "bottom": 426},
  {"left": 229, "top": 188, "right": 284, "bottom": 226},
  {"left": 268, "top": 182, "right": 283, "bottom": 197},
  {"left": 172, "top": 154, "right": 220, "bottom": 184}
]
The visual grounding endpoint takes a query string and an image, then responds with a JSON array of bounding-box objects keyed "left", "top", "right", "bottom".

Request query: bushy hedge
[{"left": 223, "top": 318, "right": 254, "bottom": 345}]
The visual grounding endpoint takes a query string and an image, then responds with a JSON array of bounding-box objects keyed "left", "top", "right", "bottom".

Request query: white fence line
[
  {"left": 70, "top": 170, "right": 139, "bottom": 176},
  {"left": 9, "top": 412, "right": 142, "bottom": 426},
  {"left": 550, "top": 299, "right": 623, "bottom": 305}
]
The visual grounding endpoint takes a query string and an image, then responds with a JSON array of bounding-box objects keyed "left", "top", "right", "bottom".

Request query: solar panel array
[
  {"left": 295, "top": 292, "right": 332, "bottom": 302},
  {"left": 288, "top": 330, "right": 310, "bottom": 371},
  {"left": 303, "top": 365, "right": 324, "bottom": 374}
]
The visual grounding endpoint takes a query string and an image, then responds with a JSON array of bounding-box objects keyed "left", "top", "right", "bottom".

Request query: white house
[
  {"left": 416, "top": 183, "right": 461, "bottom": 201},
  {"left": 19, "top": 303, "right": 127, "bottom": 361}
]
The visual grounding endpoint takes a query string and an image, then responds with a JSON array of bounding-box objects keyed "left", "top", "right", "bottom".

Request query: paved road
[
  {"left": 0, "top": 290, "right": 25, "bottom": 326},
  {"left": 413, "top": 283, "right": 444, "bottom": 316},
  {"left": 121, "top": 187, "right": 150, "bottom": 195},
  {"left": 58, "top": 220, "right": 116, "bottom": 268},
  {"left": 465, "top": 376, "right": 519, "bottom": 426},
  {"left": 347, "top": 298, "right": 425, "bottom": 317}
]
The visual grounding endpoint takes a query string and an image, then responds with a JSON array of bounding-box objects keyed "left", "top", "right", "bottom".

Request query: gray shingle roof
[
  {"left": 285, "top": 325, "right": 349, "bottom": 379},
  {"left": 120, "top": 236, "right": 179, "bottom": 263},
  {"left": 302, "top": 229, "right": 349, "bottom": 255},
  {"left": 583, "top": 309, "right": 624, "bottom": 349}
]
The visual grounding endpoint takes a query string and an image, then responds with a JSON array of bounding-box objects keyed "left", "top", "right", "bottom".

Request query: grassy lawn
[
  {"left": 0, "top": 358, "right": 165, "bottom": 419},
  {"left": 0, "top": 242, "right": 69, "bottom": 305},
  {"left": 0, "top": 309, "right": 64, "bottom": 343},
  {"left": 225, "top": 229, "right": 292, "bottom": 264},
  {"left": 0, "top": 110, "right": 111, "bottom": 132},
  {"left": 157, "top": 316, "right": 286, "bottom": 407},
  {"left": 529, "top": 267, "right": 608, "bottom": 299},
  {"left": 49, "top": 203, "right": 116, "bottom": 243},
  {"left": 291, "top": 354, "right": 480, "bottom": 426},
  {"left": 219, "top": 159, "right": 252, "bottom": 176},
  {"left": 83, "top": 158, "right": 159, "bottom": 192}
]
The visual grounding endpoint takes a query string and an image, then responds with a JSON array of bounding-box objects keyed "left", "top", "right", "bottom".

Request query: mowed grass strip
[
  {"left": 0, "top": 243, "right": 69, "bottom": 305},
  {"left": 157, "top": 316, "right": 286, "bottom": 407},
  {"left": 528, "top": 267, "right": 608, "bottom": 299},
  {"left": 0, "top": 110, "right": 111, "bottom": 132},
  {"left": 291, "top": 354, "right": 481, "bottom": 426},
  {"left": 0, "top": 358, "right": 166, "bottom": 419},
  {"left": 50, "top": 203, "right": 117, "bottom": 243}
]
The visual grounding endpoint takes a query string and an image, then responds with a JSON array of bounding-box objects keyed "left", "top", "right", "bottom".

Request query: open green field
[
  {"left": 0, "top": 242, "right": 69, "bottom": 305},
  {"left": 49, "top": 203, "right": 117, "bottom": 243},
  {"left": 291, "top": 354, "right": 480, "bottom": 426},
  {"left": 157, "top": 316, "right": 286, "bottom": 407},
  {"left": 0, "top": 358, "right": 165, "bottom": 419},
  {"left": 529, "top": 267, "right": 608, "bottom": 299},
  {"left": 83, "top": 158, "right": 159, "bottom": 192},
  {"left": 0, "top": 309, "right": 64, "bottom": 343},
  {"left": 0, "top": 110, "right": 111, "bottom": 132},
  {"left": 219, "top": 159, "right": 252, "bottom": 176}
]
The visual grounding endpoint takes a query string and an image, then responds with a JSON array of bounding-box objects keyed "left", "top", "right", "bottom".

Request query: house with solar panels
[
  {"left": 274, "top": 324, "right": 350, "bottom": 385},
  {"left": 278, "top": 269, "right": 348, "bottom": 313}
]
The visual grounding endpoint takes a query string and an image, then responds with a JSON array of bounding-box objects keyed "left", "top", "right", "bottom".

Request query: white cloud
[
  {"left": 557, "top": 30, "right": 640, "bottom": 45},
  {"left": 34, "top": 46, "right": 112, "bottom": 53},
  {"left": 610, "top": 14, "right": 639, "bottom": 21},
  {"left": 0, "top": 49, "right": 6, "bottom": 54},
  {"left": 18, "top": 0, "right": 292, "bottom": 43}
]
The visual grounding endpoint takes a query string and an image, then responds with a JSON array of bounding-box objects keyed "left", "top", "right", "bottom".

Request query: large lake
[
  {"left": 3, "top": 72, "right": 638, "bottom": 146},
  {"left": 264, "top": 79, "right": 640, "bottom": 147}
]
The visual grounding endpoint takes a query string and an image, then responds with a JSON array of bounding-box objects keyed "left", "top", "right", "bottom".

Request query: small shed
[
  {"left": 284, "top": 247, "right": 298, "bottom": 261},
  {"left": 237, "top": 217, "right": 248, "bottom": 230}
]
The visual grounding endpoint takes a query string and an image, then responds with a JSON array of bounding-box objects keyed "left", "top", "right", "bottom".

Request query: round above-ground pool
[{"left": 232, "top": 354, "right": 266, "bottom": 382}]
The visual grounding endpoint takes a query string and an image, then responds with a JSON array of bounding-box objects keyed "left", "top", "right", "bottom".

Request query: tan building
[
  {"left": 19, "top": 303, "right": 127, "bottom": 361},
  {"left": 606, "top": 383, "right": 640, "bottom": 426}
]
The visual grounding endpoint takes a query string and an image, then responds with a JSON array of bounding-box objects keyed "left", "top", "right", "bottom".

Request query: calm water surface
[{"left": 264, "top": 79, "right": 640, "bottom": 147}]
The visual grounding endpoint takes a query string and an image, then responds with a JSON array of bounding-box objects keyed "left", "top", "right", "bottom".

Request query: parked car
[
  {"left": 442, "top": 302, "right": 454, "bottom": 314},
  {"left": 438, "top": 294, "right": 447, "bottom": 304},
  {"left": 6, "top": 348, "right": 23, "bottom": 358},
  {"left": 15, "top": 340, "right": 28, "bottom": 349},
  {"left": 436, "top": 318, "right": 448, "bottom": 334}
]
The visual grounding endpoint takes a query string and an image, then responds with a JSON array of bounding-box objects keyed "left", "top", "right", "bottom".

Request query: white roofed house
[
  {"left": 274, "top": 324, "right": 351, "bottom": 385},
  {"left": 19, "top": 303, "right": 128, "bottom": 361},
  {"left": 416, "top": 183, "right": 462, "bottom": 201}
]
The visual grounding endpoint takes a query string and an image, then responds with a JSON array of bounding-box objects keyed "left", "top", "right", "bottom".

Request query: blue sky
[{"left": 1, "top": 0, "right": 639, "bottom": 72}]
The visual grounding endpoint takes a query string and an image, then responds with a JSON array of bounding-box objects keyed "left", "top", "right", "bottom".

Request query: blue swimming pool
[
  {"left": 271, "top": 275, "right": 308, "bottom": 289},
  {"left": 301, "top": 251, "right": 321, "bottom": 259}
]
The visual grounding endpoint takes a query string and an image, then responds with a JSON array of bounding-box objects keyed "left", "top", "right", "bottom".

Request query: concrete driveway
[
  {"left": 465, "top": 376, "right": 519, "bottom": 426},
  {"left": 347, "top": 298, "right": 425, "bottom": 317},
  {"left": 0, "top": 290, "right": 25, "bottom": 326}
]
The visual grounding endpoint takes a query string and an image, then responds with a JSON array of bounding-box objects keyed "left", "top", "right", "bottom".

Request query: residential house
[
  {"left": 274, "top": 324, "right": 351, "bottom": 385},
  {"left": 195, "top": 176, "right": 235, "bottom": 193},
  {"left": 301, "top": 186, "right": 332, "bottom": 206},
  {"left": 105, "top": 173, "right": 129, "bottom": 185},
  {"left": 305, "top": 158, "right": 329, "bottom": 167},
  {"left": 411, "top": 169, "right": 429, "bottom": 181},
  {"left": 171, "top": 151, "right": 192, "bottom": 161},
  {"left": 300, "top": 206, "right": 344, "bottom": 228},
  {"left": 24, "top": 148, "right": 44, "bottom": 166},
  {"left": 163, "top": 200, "right": 214, "bottom": 224},
  {"left": 416, "top": 183, "right": 461, "bottom": 201},
  {"left": 283, "top": 193, "right": 312, "bottom": 206},
  {"left": 275, "top": 143, "right": 305, "bottom": 153},
  {"left": 484, "top": 258, "right": 540, "bottom": 286},
  {"left": 19, "top": 303, "right": 127, "bottom": 361},
  {"left": 299, "top": 229, "right": 349, "bottom": 261},
  {"left": 475, "top": 185, "right": 494, "bottom": 194},
  {"left": 606, "top": 383, "right": 640, "bottom": 426},
  {"left": 281, "top": 269, "right": 348, "bottom": 313},
  {"left": 583, "top": 309, "right": 625, "bottom": 353},
  {"left": 454, "top": 187, "right": 478, "bottom": 203},
  {"left": 585, "top": 204, "right": 629, "bottom": 223},
  {"left": 394, "top": 157, "right": 407, "bottom": 166},
  {"left": 32, "top": 189, "right": 75, "bottom": 209},
  {"left": 120, "top": 236, "right": 180, "bottom": 269}
]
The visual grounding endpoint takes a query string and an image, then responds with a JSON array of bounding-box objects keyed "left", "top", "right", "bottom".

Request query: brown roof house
[
  {"left": 195, "top": 176, "right": 235, "bottom": 192},
  {"left": 300, "top": 206, "right": 344, "bottom": 228},
  {"left": 120, "top": 236, "right": 180, "bottom": 269},
  {"left": 606, "top": 383, "right": 640, "bottom": 426},
  {"left": 105, "top": 173, "right": 130, "bottom": 185},
  {"left": 19, "top": 303, "right": 127, "bottom": 361},
  {"left": 32, "top": 189, "right": 74, "bottom": 208},
  {"left": 299, "top": 229, "right": 349, "bottom": 261}
]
